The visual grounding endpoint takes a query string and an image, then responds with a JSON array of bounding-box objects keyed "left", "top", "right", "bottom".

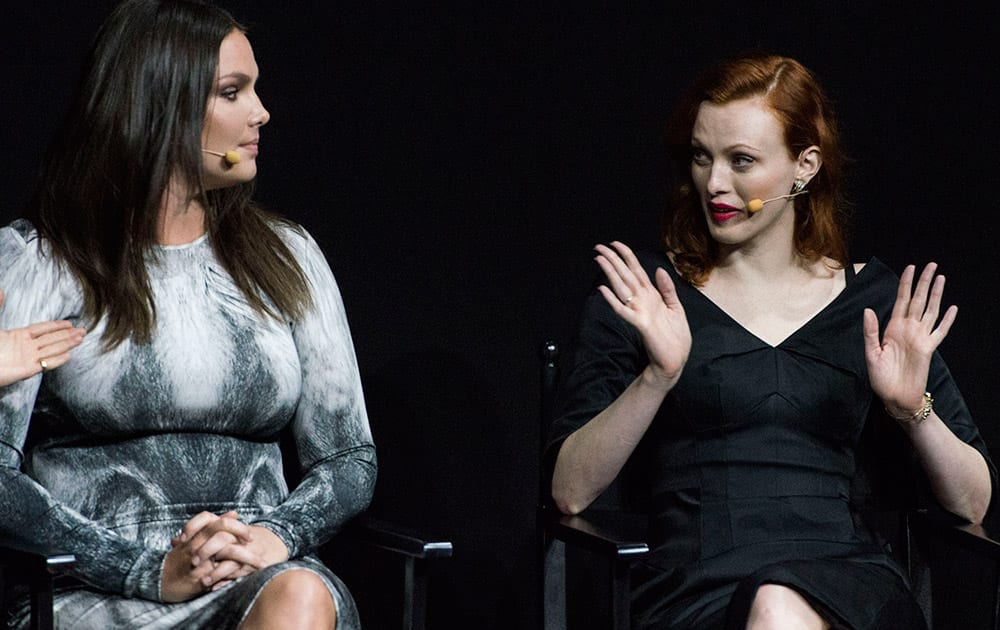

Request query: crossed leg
[
  {"left": 240, "top": 569, "right": 337, "bottom": 630},
  {"left": 745, "top": 584, "right": 830, "bottom": 630}
]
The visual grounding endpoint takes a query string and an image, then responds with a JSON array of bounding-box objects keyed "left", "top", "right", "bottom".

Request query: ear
[{"left": 796, "top": 145, "right": 822, "bottom": 185}]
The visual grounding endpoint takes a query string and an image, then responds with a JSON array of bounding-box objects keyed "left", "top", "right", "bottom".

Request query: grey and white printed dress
[{"left": 0, "top": 218, "right": 376, "bottom": 629}]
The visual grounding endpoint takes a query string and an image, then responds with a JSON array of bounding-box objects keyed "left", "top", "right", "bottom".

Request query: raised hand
[
  {"left": 863, "top": 262, "right": 957, "bottom": 421},
  {"left": 0, "top": 290, "right": 86, "bottom": 387},
  {"left": 594, "top": 241, "right": 692, "bottom": 385}
]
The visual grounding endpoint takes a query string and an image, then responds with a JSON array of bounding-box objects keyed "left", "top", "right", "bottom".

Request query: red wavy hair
[{"left": 663, "top": 53, "right": 850, "bottom": 285}]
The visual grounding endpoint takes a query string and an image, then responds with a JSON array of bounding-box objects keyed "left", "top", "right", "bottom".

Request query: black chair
[
  {"left": 0, "top": 545, "right": 74, "bottom": 630},
  {"left": 539, "top": 339, "right": 1000, "bottom": 630}
]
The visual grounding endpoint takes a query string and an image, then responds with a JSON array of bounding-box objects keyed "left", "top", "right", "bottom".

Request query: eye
[
  {"left": 220, "top": 87, "right": 239, "bottom": 102},
  {"left": 731, "top": 154, "right": 754, "bottom": 170},
  {"left": 691, "top": 148, "right": 710, "bottom": 167}
]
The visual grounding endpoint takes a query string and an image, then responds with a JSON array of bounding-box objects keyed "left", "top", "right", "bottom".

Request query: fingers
[
  {"left": 177, "top": 511, "right": 225, "bottom": 543},
  {"left": 896, "top": 263, "right": 955, "bottom": 332},
  {"left": 932, "top": 305, "right": 958, "bottom": 342},
  {"left": 594, "top": 243, "right": 640, "bottom": 303},
  {"left": 861, "top": 308, "right": 881, "bottom": 355},
  {"left": 35, "top": 322, "right": 87, "bottom": 358},
  {"left": 25, "top": 319, "right": 75, "bottom": 337},
  {"left": 890, "top": 264, "right": 915, "bottom": 321},
  {"left": 191, "top": 527, "right": 257, "bottom": 569},
  {"left": 198, "top": 552, "right": 260, "bottom": 589},
  {"left": 905, "top": 262, "right": 937, "bottom": 320},
  {"left": 594, "top": 241, "right": 658, "bottom": 310},
  {"left": 653, "top": 268, "right": 680, "bottom": 307},
  {"left": 185, "top": 512, "right": 253, "bottom": 568}
]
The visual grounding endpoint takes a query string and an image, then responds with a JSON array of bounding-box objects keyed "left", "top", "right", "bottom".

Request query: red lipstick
[{"left": 709, "top": 202, "right": 740, "bottom": 223}]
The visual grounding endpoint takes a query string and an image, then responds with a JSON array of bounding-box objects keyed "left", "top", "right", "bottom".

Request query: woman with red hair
[{"left": 548, "top": 54, "right": 993, "bottom": 628}]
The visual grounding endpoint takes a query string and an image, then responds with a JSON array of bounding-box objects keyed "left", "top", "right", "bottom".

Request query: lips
[
  {"left": 709, "top": 202, "right": 740, "bottom": 223},
  {"left": 239, "top": 140, "right": 259, "bottom": 157}
]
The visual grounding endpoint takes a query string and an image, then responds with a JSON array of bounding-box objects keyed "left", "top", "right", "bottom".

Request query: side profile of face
[
  {"left": 201, "top": 30, "right": 270, "bottom": 191},
  {"left": 689, "top": 96, "right": 820, "bottom": 247}
]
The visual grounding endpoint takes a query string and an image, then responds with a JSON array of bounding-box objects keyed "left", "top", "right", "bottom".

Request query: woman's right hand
[
  {"left": 594, "top": 242, "right": 692, "bottom": 386},
  {"left": 162, "top": 511, "right": 263, "bottom": 602}
]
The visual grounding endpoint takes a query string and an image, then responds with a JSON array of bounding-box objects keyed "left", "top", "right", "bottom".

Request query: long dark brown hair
[
  {"left": 663, "top": 53, "right": 850, "bottom": 285},
  {"left": 26, "top": 0, "right": 310, "bottom": 349}
]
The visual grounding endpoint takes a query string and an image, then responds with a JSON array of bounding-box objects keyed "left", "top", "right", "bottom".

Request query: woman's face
[
  {"left": 689, "top": 96, "right": 815, "bottom": 247},
  {"left": 201, "top": 30, "right": 270, "bottom": 191}
]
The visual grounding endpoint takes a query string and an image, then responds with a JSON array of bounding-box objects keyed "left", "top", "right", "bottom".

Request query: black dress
[{"left": 546, "top": 251, "right": 995, "bottom": 629}]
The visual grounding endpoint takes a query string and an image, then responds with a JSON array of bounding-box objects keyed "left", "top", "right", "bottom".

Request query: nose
[
  {"left": 250, "top": 92, "right": 270, "bottom": 127},
  {"left": 706, "top": 161, "right": 730, "bottom": 196}
]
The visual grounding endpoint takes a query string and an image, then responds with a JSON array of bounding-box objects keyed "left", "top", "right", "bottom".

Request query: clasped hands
[{"left": 162, "top": 510, "right": 289, "bottom": 603}]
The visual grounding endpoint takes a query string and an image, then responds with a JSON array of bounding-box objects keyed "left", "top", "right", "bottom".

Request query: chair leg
[
  {"left": 28, "top": 572, "right": 54, "bottom": 630},
  {"left": 993, "top": 569, "right": 1000, "bottom": 630},
  {"left": 402, "top": 556, "right": 428, "bottom": 630},
  {"left": 610, "top": 560, "right": 630, "bottom": 630},
  {"left": 542, "top": 540, "right": 567, "bottom": 630}
]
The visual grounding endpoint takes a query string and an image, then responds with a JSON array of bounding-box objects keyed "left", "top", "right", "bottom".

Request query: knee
[
  {"left": 250, "top": 569, "right": 337, "bottom": 629},
  {"left": 746, "top": 584, "right": 827, "bottom": 630},
  {"left": 266, "top": 570, "right": 332, "bottom": 606}
]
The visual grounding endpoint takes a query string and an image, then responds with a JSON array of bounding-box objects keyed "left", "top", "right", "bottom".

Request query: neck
[
  {"left": 157, "top": 180, "right": 206, "bottom": 246},
  {"left": 715, "top": 233, "right": 802, "bottom": 282}
]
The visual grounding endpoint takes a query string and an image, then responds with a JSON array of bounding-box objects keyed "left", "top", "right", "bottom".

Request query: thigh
[{"left": 724, "top": 558, "right": 927, "bottom": 630}]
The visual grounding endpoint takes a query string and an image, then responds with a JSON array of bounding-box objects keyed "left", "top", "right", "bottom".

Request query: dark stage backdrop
[{"left": 2, "top": 3, "right": 998, "bottom": 628}]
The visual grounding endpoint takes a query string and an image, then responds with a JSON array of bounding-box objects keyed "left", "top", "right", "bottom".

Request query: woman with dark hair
[
  {"left": 0, "top": 1, "right": 373, "bottom": 628},
  {"left": 547, "top": 54, "right": 994, "bottom": 628}
]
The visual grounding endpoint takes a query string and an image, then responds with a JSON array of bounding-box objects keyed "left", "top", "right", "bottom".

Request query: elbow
[
  {"left": 968, "top": 494, "right": 992, "bottom": 526},
  {"left": 550, "top": 481, "right": 593, "bottom": 516},
  {"left": 553, "top": 497, "right": 585, "bottom": 516}
]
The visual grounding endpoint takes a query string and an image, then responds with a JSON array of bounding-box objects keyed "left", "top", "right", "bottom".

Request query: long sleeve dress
[
  {"left": 0, "top": 218, "right": 376, "bottom": 629},
  {"left": 546, "top": 250, "right": 996, "bottom": 629}
]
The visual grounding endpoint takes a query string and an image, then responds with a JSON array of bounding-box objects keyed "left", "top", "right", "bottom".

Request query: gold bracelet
[{"left": 885, "top": 392, "right": 934, "bottom": 426}]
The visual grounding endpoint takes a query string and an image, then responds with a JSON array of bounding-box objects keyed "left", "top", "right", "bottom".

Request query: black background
[{"left": 2, "top": 3, "right": 998, "bottom": 628}]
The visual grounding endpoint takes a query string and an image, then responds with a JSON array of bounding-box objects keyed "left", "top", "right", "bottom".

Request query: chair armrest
[
  {"left": 911, "top": 508, "right": 1000, "bottom": 559},
  {"left": 0, "top": 545, "right": 76, "bottom": 574},
  {"left": 909, "top": 508, "right": 1000, "bottom": 629},
  {"left": 343, "top": 516, "right": 453, "bottom": 560},
  {"left": 545, "top": 509, "right": 648, "bottom": 560}
]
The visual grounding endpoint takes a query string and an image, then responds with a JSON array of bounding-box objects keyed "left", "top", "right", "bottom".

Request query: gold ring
[{"left": 39, "top": 359, "right": 48, "bottom": 371}]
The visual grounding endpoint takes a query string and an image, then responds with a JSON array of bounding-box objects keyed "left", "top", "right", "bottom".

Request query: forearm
[
  {"left": 551, "top": 366, "right": 674, "bottom": 515},
  {"left": 903, "top": 412, "right": 992, "bottom": 523},
  {"left": 252, "top": 444, "right": 376, "bottom": 557},
  {"left": 0, "top": 466, "right": 164, "bottom": 600}
]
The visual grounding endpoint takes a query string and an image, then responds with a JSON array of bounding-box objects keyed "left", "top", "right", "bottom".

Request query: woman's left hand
[{"left": 863, "top": 262, "right": 957, "bottom": 419}]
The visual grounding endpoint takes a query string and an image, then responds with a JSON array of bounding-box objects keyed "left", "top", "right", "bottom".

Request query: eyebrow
[
  {"left": 691, "top": 139, "right": 762, "bottom": 153},
  {"left": 217, "top": 71, "right": 256, "bottom": 83}
]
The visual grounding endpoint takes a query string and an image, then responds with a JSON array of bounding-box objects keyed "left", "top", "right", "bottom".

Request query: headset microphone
[
  {"left": 747, "top": 185, "right": 808, "bottom": 214},
  {"left": 202, "top": 149, "right": 241, "bottom": 165}
]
